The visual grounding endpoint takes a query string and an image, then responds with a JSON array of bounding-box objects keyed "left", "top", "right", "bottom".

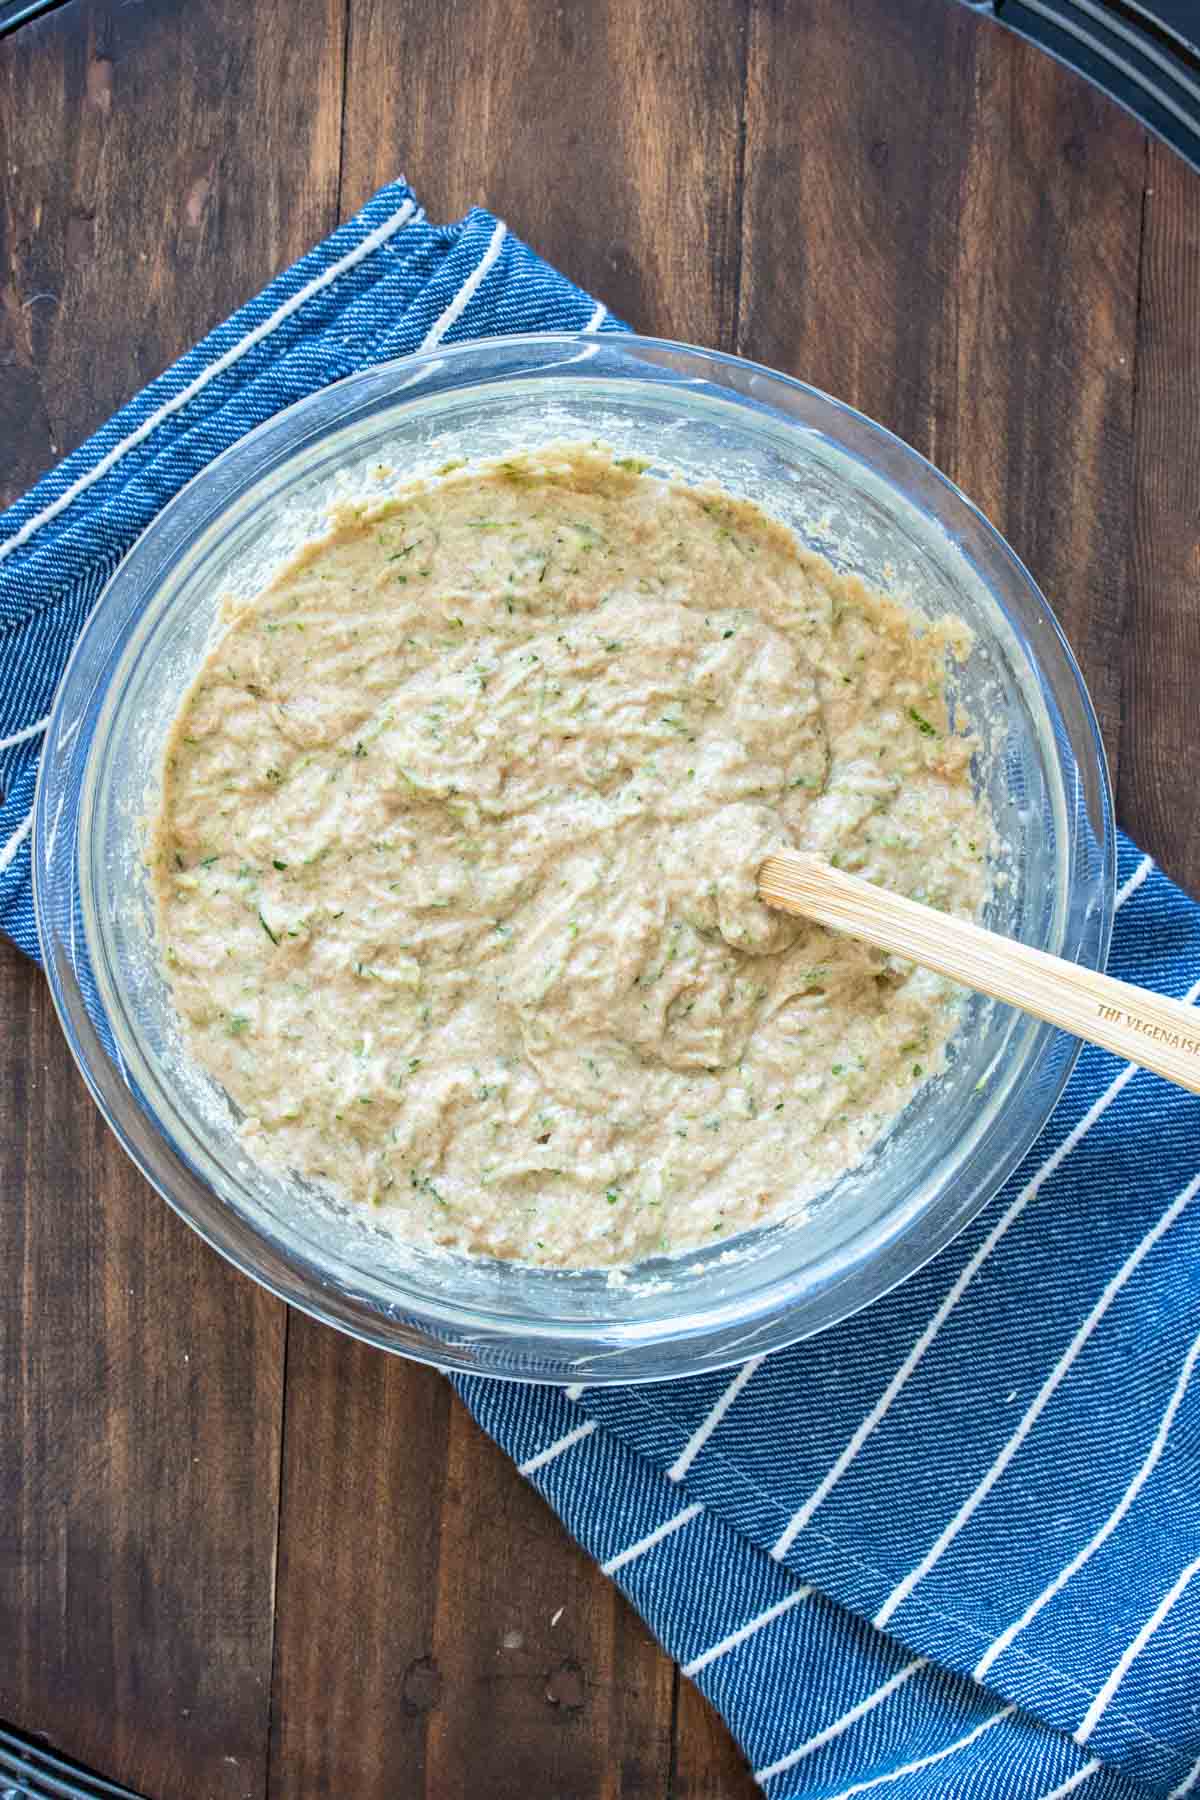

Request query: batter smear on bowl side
[{"left": 152, "top": 443, "right": 991, "bottom": 1266}]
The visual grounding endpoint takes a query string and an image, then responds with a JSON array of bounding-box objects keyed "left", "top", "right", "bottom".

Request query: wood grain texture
[
  {"left": 422, "top": 1396, "right": 673, "bottom": 1800},
  {"left": 739, "top": 0, "right": 1144, "bottom": 771},
  {"left": 270, "top": 1348, "right": 674, "bottom": 1800},
  {"left": 0, "top": 932, "right": 286, "bottom": 1800},
  {"left": 267, "top": 1324, "right": 453, "bottom": 1798},
  {"left": 741, "top": 0, "right": 976, "bottom": 458},
  {"left": 1121, "top": 139, "right": 1200, "bottom": 892},
  {"left": 0, "top": 1, "right": 344, "bottom": 1795},
  {"left": 339, "top": 0, "right": 749, "bottom": 345},
  {"left": 0, "top": 0, "right": 345, "bottom": 496},
  {"left": 945, "top": 20, "right": 1144, "bottom": 780},
  {"left": 672, "top": 1669, "right": 758, "bottom": 1798}
]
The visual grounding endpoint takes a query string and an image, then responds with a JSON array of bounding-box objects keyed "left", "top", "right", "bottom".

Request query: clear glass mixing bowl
[{"left": 34, "top": 334, "right": 1115, "bottom": 1383}]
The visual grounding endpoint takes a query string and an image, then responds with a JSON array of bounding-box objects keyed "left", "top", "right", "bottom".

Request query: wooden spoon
[{"left": 758, "top": 847, "right": 1200, "bottom": 1096}]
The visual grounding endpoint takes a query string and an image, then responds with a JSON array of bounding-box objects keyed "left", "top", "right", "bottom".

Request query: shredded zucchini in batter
[{"left": 153, "top": 443, "right": 989, "bottom": 1265}]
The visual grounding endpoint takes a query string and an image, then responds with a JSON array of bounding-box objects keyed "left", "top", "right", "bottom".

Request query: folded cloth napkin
[{"left": 2, "top": 179, "right": 1197, "bottom": 1800}]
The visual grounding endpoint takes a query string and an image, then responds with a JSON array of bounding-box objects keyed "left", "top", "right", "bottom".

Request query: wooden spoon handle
[{"left": 759, "top": 847, "right": 1200, "bottom": 1096}]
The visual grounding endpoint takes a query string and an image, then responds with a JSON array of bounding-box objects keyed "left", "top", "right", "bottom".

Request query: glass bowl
[{"left": 33, "top": 334, "right": 1115, "bottom": 1384}]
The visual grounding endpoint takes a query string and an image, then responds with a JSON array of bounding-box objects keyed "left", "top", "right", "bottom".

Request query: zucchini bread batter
[{"left": 153, "top": 444, "right": 989, "bottom": 1266}]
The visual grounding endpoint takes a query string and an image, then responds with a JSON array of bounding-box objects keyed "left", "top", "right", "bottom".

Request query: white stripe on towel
[
  {"left": 419, "top": 220, "right": 508, "bottom": 351},
  {"left": 817, "top": 1705, "right": 1017, "bottom": 1799},
  {"left": 668, "top": 1355, "right": 763, "bottom": 1482},
  {"left": 583, "top": 300, "right": 608, "bottom": 332},
  {"left": 753, "top": 1658, "right": 926, "bottom": 1784},
  {"left": 682, "top": 1584, "right": 812, "bottom": 1678},
  {"left": 769, "top": 1017, "right": 1191, "bottom": 1563},
  {"left": 1039, "top": 1760, "right": 1101, "bottom": 1798},
  {"left": 1115, "top": 854, "right": 1154, "bottom": 910},
  {"left": 875, "top": 1170, "right": 1200, "bottom": 1629},
  {"left": 0, "top": 198, "right": 418, "bottom": 570},
  {"left": 1076, "top": 1552, "right": 1200, "bottom": 1744},
  {"left": 975, "top": 1321, "right": 1200, "bottom": 1678},
  {"left": 0, "top": 810, "right": 33, "bottom": 876},
  {"left": 601, "top": 1502, "right": 703, "bottom": 1575},
  {"left": 518, "top": 1418, "right": 596, "bottom": 1475},
  {"left": 0, "top": 713, "right": 49, "bottom": 753}
]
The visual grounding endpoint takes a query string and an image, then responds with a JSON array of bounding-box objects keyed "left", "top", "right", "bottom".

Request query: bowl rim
[{"left": 33, "top": 330, "right": 1116, "bottom": 1383}]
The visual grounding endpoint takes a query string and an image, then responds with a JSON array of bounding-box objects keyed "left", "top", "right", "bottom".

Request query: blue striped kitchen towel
[{"left": 2, "top": 179, "right": 1197, "bottom": 1800}]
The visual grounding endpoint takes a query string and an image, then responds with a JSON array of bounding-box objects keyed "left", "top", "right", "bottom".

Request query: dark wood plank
[
  {"left": 0, "top": 2, "right": 345, "bottom": 1794},
  {"left": 0, "top": 0, "right": 346, "bottom": 490},
  {"left": 425, "top": 1396, "right": 673, "bottom": 1800},
  {"left": 267, "top": 1324, "right": 453, "bottom": 1798},
  {"left": 739, "top": 0, "right": 1144, "bottom": 774},
  {"left": 270, "top": 1347, "right": 676, "bottom": 1800},
  {"left": 339, "top": 0, "right": 749, "bottom": 348},
  {"left": 946, "top": 21, "right": 1144, "bottom": 783},
  {"left": 672, "top": 1670, "right": 759, "bottom": 1799},
  {"left": 1120, "top": 138, "right": 1200, "bottom": 894},
  {"left": 423, "top": 1396, "right": 674, "bottom": 1800},
  {"left": 0, "top": 933, "right": 286, "bottom": 1800},
  {"left": 266, "top": 5, "right": 750, "bottom": 1795},
  {"left": 741, "top": 0, "right": 974, "bottom": 461}
]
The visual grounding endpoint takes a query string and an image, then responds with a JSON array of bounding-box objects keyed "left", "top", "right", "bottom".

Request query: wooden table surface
[{"left": 2, "top": 2, "right": 1198, "bottom": 1796}]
